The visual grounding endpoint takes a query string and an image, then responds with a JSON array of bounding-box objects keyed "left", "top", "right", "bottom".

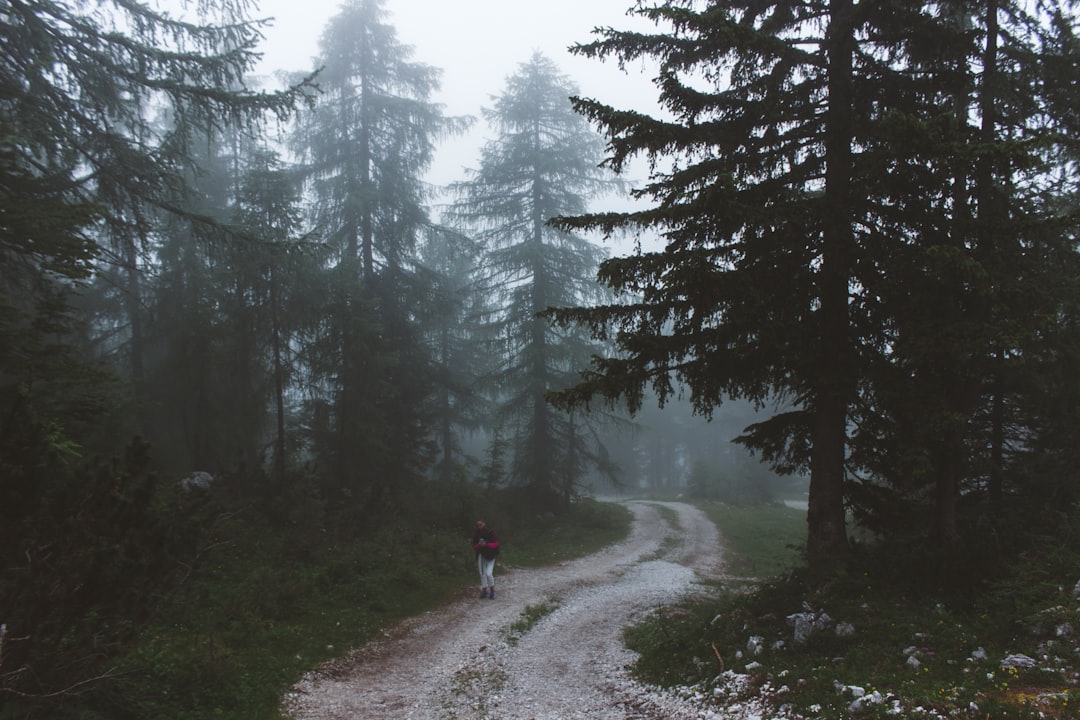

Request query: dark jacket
[{"left": 472, "top": 526, "right": 500, "bottom": 560}]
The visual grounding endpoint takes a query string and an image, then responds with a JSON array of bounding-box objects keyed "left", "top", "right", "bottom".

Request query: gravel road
[{"left": 282, "top": 501, "right": 726, "bottom": 720}]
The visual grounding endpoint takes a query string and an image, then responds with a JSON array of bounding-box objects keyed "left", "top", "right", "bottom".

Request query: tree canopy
[
  {"left": 551, "top": 0, "right": 1080, "bottom": 563},
  {"left": 449, "top": 52, "right": 622, "bottom": 510}
]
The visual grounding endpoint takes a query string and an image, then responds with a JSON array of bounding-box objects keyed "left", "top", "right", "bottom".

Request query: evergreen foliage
[
  {"left": 288, "top": 0, "right": 470, "bottom": 521},
  {"left": 2, "top": 0, "right": 1079, "bottom": 714},
  {"left": 550, "top": 0, "right": 1080, "bottom": 562},
  {"left": 448, "top": 53, "right": 622, "bottom": 510},
  {"left": 416, "top": 224, "right": 495, "bottom": 484},
  {"left": 0, "top": 416, "right": 198, "bottom": 713}
]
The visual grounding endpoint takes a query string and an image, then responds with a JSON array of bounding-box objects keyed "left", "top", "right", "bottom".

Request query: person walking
[{"left": 471, "top": 519, "right": 500, "bottom": 599}]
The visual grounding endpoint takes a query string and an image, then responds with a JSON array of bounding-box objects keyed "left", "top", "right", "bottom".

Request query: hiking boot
[
  {"left": 479, "top": 589, "right": 488, "bottom": 599},
  {"left": 488, "top": 589, "right": 496, "bottom": 600}
]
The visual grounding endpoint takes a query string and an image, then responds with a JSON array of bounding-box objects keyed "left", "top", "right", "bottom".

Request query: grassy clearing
[
  {"left": 697, "top": 500, "right": 805, "bottom": 578},
  {"left": 626, "top": 503, "right": 1080, "bottom": 719},
  {"left": 110, "top": 497, "right": 632, "bottom": 720}
]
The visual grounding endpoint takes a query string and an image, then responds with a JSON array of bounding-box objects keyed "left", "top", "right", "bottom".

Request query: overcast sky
[{"left": 251, "top": 0, "right": 661, "bottom": 197}]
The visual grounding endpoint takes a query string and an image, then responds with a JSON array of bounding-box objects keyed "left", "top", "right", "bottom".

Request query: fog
[
  {"left": 240, "top": 0, "right": 796, "bottom": 500},
  {"left": 252, "top": 0, "right": 661, "bottom": 193}
]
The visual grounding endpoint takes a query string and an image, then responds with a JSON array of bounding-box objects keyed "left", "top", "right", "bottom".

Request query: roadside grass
[
  {"left": 111, "top": 495, "right": 633, "bottom": 720},
  {"left": 697, "top": 501, "right": 805, "bottom": 579},
  {"left": 626, "top": 502, "right": 1080, "bottom": 719},
  {"left": 503, "top": 597, "right": 562, "bottom": 646},
  {"left": 503, "top": 498, "right": 632, "bottom": 567}
]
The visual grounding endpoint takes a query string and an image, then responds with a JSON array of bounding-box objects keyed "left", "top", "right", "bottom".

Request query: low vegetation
[
  {"left": 626, "top": 500, "right": 1080, "bottom": 719},
  {"left": 503, "top": 598, "right": 562, "bottom": 647},
  {"left": 4, "top": 483, "right": 631, "bottom": 720}
]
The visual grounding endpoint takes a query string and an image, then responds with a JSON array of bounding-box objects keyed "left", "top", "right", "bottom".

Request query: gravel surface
[{"left": 282, "top": 501, "right": 730, "bottom": 720}]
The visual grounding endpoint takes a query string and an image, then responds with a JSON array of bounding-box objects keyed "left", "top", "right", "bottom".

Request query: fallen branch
[
  {"left": 711, "top": 642, "right": 725, "bottom": 672},
  {"left": 0, "top": 666, "right": 122, "bottom": 698}
]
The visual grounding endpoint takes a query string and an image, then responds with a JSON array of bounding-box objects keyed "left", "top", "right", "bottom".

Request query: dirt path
[{"left": 282, "top": 501, "right": 725, "bottom": 720}]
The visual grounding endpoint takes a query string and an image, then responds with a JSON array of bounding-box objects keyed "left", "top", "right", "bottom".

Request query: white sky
[{"left": 250, "top": 0, "right": 662, "bottom": 198}]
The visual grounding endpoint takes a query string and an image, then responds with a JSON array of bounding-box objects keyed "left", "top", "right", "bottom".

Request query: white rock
[
  {"left": 179, "top": 470, "right": 214, "bottom": 491},
  {"left": 848, "top": 690, "right": 884, "bottom": 712},
  {"left": 1001, "top": 653, "right": 1037, "bottom": 669}
]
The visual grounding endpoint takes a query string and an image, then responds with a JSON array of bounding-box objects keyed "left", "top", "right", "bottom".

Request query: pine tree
[
  {"left": 291, "top": 0, "right": 463, "bottom": 519},
  {"left": 1, "top": 0, "right": 311, "bottom": 434},
  {"left": 448, "top": 53, "right": 620, "bottom": 511},
  {"left": 293, "top": 0, "right": 461, "bottom": 283},
  {"left": 846, "top": 1, "right": 1080, "bottom": 543},
  {"left": 553, "top": 1, "right": 1080, "bottom": 561},
  {"left": 416, "top": 225, "right": 494, "bottom": 485},
  {"left": 551, "top": 0, "right": 910, "bottom": 562},
  {"left": 231, "top": 148, "right": 312, "bottom": 483}
]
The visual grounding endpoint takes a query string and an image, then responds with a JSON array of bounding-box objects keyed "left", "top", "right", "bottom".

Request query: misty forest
[{"left": 3, "top": 0, "right": 1080, "bottom": 718}]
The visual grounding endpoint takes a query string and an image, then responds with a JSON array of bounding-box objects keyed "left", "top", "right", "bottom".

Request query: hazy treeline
[
  {"left": 3, "top": 0, "right": 720, "bottom": 527},
  {"left": 3, "top": 0, "right": 1080, "bottom": 714}
]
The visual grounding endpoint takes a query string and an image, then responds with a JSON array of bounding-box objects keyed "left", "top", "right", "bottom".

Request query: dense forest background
[{"left": 2, "top": 0, "right": 1079, "bottom": 717}]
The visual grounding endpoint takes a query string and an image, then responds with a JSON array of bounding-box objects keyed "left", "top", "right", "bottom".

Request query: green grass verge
[
  {"left": 696, "top": 500, "right": 805, "bottom": 578},
  {"left": 108, "top": 498, "right": 632, "bottom": 720},
  {"left": 502, "top": 498, "right": 632, "bottom": 567}
]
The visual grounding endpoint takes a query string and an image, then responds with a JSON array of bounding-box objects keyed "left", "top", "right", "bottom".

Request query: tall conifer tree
[
  {"left": 554, "top": 1, "right": 1080, "bottom": 560},
  {"left": 449, "top": 53, "right": 620, "bottom": 510},
  {"left": 292, "top": 0, "right": 462, "bottom": 515},
  {"left": 551, "top": 0, "right": 907, "bottom": 562}
]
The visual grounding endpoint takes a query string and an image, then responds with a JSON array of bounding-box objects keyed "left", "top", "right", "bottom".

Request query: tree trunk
[
  {"left": 529, "top": 142, "right": 552, "bottom": 501},
  {"left": 807, "top": 0, "right": 856, "bottom": 565},
  {"left": 271, "top": 264, "right": 287, "bottom": 483},
  {"left": 438, "top": 326, "right": 454, "bottom": 484},
  {"left": 978, "top": 0, "right": 1003, "bottom": 517},
  {"left": 122, "top": 234, "right": 146, "bottom": 431},
  {"left": 989, "top": 356, "right": 1005, "bottom": 511}
]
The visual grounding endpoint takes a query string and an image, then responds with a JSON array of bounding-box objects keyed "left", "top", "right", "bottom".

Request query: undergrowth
[
  {"left": 626, "top": 501, "right": 1080, "bottom": 719},
  {"left": 90, "top": 492, "right": 632, "bottom": 720}
]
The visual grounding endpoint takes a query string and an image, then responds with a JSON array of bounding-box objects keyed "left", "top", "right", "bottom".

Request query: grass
[
  {"left": 501, "top": 498, "right": 632, "bottom": 567},
  {"left": 625, "top": 502, "right": 1080, "bottom": 719},
  {"left": 106, "top": 496, "right": 633, "bottom": 720},
  {"left": 696, "top": 500, "right": 805, "bottom": 578},
  {"left": 503, "top": 597, "right": 562, "bottom": 646}
]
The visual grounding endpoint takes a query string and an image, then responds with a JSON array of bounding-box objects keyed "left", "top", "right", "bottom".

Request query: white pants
[{"left": 477, "top": 554, "right": 496, "bottom": 588}]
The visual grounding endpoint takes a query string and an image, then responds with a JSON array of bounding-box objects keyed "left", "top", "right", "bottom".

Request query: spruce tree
[
  {"left": 291, "top": 0, "right": 463, "bottom": 518},
  {"left": 416, "top": 225, "right": 494, "bottom": 485},
  {"left": 551, "top": 0, "right": 910, "bottom": 562},
  {"left": 847, "top": 1, "right": 1080, "bottom": 543},
  {"left": 554, "top": 1, "right": 1080, "bottom": 561},
  {"left": 448, "top": 53, "right": 620, "bottom": 511}
]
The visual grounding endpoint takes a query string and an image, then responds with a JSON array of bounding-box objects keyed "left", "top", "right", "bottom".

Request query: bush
[{"left": 0, "top": 429, "right": 199, "bottom": 720}]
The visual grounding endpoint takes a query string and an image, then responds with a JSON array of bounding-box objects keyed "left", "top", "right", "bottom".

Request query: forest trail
[{"left": 282, "top": 501, "right": 726, "bottom": 720}]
